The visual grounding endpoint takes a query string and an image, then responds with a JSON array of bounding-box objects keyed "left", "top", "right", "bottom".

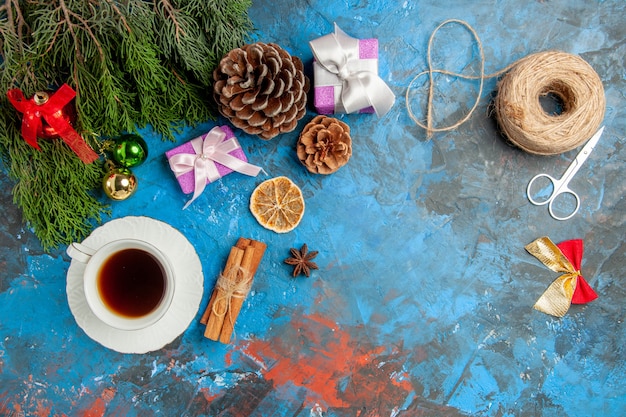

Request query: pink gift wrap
[
  {"left": 313, "top": 38, "right": 378, "bottom": 115},
  {"left": 165, "top": 125, "right": 247, "bottom": 194}
]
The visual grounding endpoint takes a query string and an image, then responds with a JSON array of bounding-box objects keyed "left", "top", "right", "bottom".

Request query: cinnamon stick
[
  {"left": 219, "top": 239, "right": 267, "bottom": 343},
  {"left": 202, "top": 246, "right": 244, "bottom": 340},
  {"left": 236, "top": 238, "right": 267, "bottom": 278},
  {"left": 200, "top": 245, "right": 245, "bottom": 324},
  {"left": 236, "top": 237, "right": 251, "bottom": 249}
]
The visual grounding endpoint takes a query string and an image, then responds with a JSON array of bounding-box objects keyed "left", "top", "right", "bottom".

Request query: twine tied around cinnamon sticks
[
  {"left": 200, "top": 238, "right": 266, "bottom": 343},
  {"left": 406, "top": 19, "right": 606, "bottom": 155},
  {"left": 211, "top": 265, "right": 253, "bottom": 319}
]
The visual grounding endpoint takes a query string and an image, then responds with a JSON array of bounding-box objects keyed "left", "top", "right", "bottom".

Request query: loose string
[{"left": 405, "top": 19, "right": 514, "bottom": 137}]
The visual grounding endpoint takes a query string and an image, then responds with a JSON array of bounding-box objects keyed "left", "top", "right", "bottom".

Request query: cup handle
[{"left": 66, "top": 242, "right": 96, "bottom": 264}]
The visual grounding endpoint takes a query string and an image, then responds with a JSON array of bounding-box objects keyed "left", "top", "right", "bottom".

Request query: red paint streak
[
  {"left": 0, "top": 392, "right": 19, "bottom": 416},
  {"left": 84, "top": 399, "right": 106, "bottom": 417},
  {"left": 199, "top": 387, "right": 221, "bottom": 403},
  {"left": 82, "top": 387, "right": 116, "bottom": 417},
  {"left": 224, "top": 349, "right": 235, "bottom": 367},
  {"left": 240, "top": 313, "right": 412, "bottom": 409},
  {"left": 101, "top": 388, "right": 115, "bottom": 402},
  {"left": 34, "top": 400, "right": 51, "bottom": 417}
]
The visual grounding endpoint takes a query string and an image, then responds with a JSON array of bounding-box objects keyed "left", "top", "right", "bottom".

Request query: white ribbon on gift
[
  {"left": 309, "top": 23, "right": 395, "bottom": 116},
  {"left": 168, "top": 127, "right": 264, "bottom": 209}
]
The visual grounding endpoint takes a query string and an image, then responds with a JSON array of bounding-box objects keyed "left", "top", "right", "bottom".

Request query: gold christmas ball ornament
[{"left": 102, "top": 166, "right": 137, "bottom": 200}]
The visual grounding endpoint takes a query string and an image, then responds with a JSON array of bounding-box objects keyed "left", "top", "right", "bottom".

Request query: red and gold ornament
[
  {"left": 7, "top": 83, "right": 99, "bottom": 164},
  {"left": 525, "top": 236, "right": 598, "bottom": 317}
]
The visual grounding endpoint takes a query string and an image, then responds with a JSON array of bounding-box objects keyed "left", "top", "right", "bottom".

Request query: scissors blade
[
  {"left": 576, "top": 126, "right": 604, "bottom": 160},
  {"left": 560, "top": 126, "right": 604, "bottom": 182}
]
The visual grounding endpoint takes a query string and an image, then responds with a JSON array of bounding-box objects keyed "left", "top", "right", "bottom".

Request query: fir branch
[
  {"left": 56, "top": 0, "right": 105, "bottom": 62},
  {"left": 0, "top": 115, "right": 109, "bottom": 250},
  {"left": 0, "top": 0, "right": 254, "bottom": 250},
  {"left": 155, "top": 0, "right": 185, "bottom": 42},
  {"left": 102, "top": 0, "right": 132, "bottom": 34},
  {"left": 0, "top": 0, "right": 29, "bottom": 45}
]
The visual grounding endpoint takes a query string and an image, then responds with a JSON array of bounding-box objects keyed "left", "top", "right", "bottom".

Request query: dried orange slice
[{"left": 250, "top": 176, "right": 305, "bottom": 233}]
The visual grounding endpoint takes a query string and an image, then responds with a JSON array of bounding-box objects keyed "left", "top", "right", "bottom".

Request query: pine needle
[{"left": 0, "top": 0, "right": 253, "bottom": 250}]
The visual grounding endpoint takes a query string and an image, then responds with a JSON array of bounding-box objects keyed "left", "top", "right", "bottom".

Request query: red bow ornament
[
  {"left": 525, "top": 236, "right": 598, "bottom": 317},
  {"left": 7, "top": 84, "right": 99, "bottom": 164}
]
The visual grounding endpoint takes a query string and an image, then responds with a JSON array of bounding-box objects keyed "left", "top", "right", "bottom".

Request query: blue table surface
[{"left": 1, "top": 1, "right": 625, "bottom": 416}]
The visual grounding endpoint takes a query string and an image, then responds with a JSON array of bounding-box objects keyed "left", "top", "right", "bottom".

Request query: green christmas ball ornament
[
  {"left": 110, "top": 134, "right": 148, "bottom": 168},
  {"left": 102, "top": 166, "right": 137, "bottom": 201}
]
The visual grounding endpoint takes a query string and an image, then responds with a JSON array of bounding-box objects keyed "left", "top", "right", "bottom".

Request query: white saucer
[{"left": 66, "top": 216, "right": 203, "bottom": 354}]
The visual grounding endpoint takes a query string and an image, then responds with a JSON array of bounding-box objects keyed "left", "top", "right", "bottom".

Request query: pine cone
[
  {"left": 213, "top": 42, "right": 310, "bottom": 140},
  {"left": 297, "top": 115, "right": 352, "bottom": 174}
]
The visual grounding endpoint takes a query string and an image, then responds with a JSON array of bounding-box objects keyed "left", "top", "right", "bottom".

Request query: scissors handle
[
  {"left": 526, "top": 173, "right": 559, "bottom": 206},
  {"left": 548, "top": 189, "right": 580, "bottom": 221},
  {"left": 527, "top": 173, "right": 581, "bottom": 220},
  {"left": 526, "top": 126, "right": 603, "bottom": 221}
]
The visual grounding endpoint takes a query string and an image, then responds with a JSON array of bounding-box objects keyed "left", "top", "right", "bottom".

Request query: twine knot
[{"left": 211, "top": 265, "right": 253, "bottom": 320}]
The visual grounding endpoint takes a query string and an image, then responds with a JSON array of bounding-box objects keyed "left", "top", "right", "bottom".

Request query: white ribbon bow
[
  {"left": 309, "top": 23, "right": 395, "bottom": 116},
  {"left": 168, "top": 127, "right": 263, "bottom": 209}
]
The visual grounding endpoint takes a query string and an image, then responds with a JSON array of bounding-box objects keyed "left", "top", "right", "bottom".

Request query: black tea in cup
[{"left": 97, "top": 249, "right": 166, "bottom": 318}]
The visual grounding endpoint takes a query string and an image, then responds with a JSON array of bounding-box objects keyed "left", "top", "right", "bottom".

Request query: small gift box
[
  {"left": 165, "top": 125, "right": 263, "bottom": 208},
  {"left": 310, "top": 24, "right": 395, "bottom": 116}
]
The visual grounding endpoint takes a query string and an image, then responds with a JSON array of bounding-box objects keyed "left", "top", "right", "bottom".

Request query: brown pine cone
[
  {"left": 213, "top": 42, "right": 310, "bottom": 140},
  {"left": 297, "top": 115, "right": 352, "bottom": 174}
]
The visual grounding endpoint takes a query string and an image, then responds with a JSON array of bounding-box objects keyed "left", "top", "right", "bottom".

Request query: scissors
[{"left": 526, "top": 126, "right": 604, "bottom": 221}]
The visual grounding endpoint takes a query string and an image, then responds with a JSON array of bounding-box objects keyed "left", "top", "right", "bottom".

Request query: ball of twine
[
  {"left": 406, "top": 20, "right": 606, "bottom": 155},
  {"left": 494, "top": 51, "right": 605, "bottom": 155}
]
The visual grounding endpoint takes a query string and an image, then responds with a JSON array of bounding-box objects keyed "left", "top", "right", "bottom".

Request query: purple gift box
[
  {"left": 165, "top": 125, "right": 247, "bottom": 194},
  {"left": 312, "top": 32, "right": 378, "bottom": 114},
  {"left": 310, "top": 24, "right": 395, "bottom": 116}
]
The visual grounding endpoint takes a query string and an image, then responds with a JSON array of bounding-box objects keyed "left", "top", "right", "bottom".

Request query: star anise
[{"left": 284, "top": 244, "right": 319, "bottom": 277}]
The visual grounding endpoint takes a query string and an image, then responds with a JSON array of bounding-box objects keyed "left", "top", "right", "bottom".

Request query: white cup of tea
[{"left": 67, "top": 239, "right": 175, "bottom": 331}]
